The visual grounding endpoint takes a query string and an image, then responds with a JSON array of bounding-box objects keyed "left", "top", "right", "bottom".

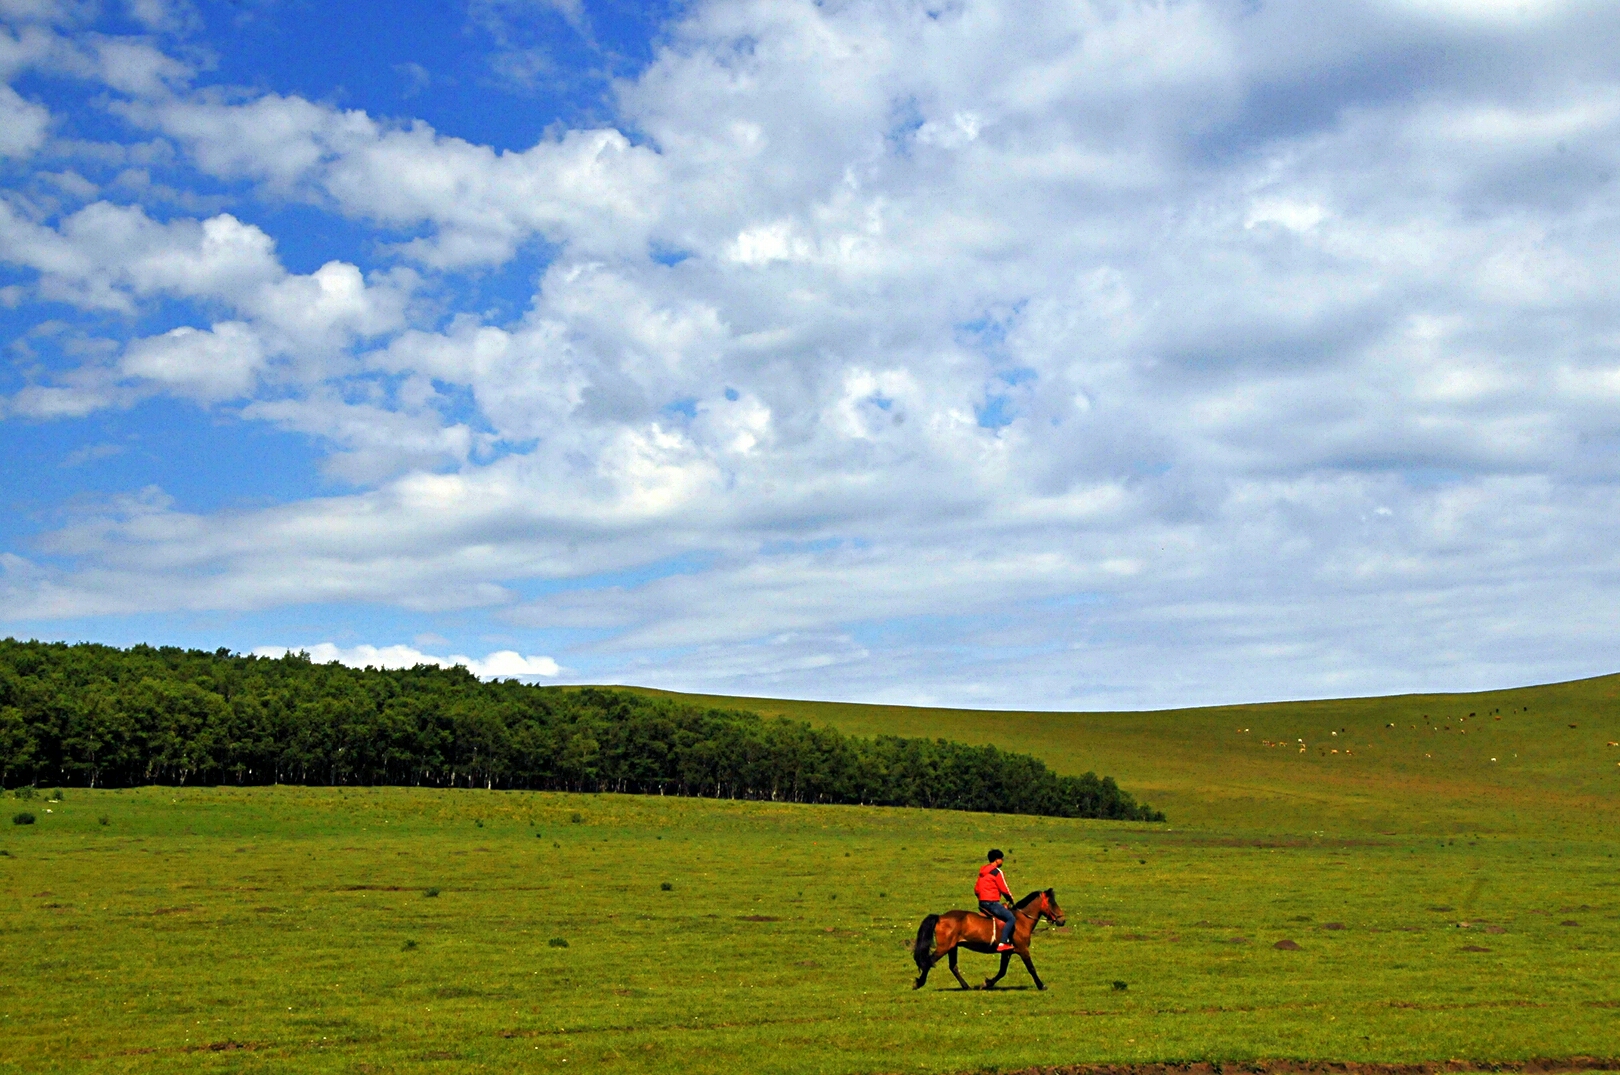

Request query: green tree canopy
[{"left": 0, "top": 639, "right": 1163, "bottom": 821}]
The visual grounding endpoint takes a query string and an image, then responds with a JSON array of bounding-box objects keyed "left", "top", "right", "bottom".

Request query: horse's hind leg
[
  {"left": 946, "top": 947, "right": 973, "bottom": 991},
  {"left": 1018, "top": 952, "right": 1046, "bottom": 991},
  {"left": 983, "top": 951, "right": 1011, "bottom": 990}
]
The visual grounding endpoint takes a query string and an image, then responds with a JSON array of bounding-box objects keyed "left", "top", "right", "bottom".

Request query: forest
[{"left": 0, "top": 639, "right": 1163, "bottom": 821}]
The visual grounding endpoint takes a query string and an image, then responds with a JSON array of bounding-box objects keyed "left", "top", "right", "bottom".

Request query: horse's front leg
[
  {"left": 1018, "top": 951, "right": 1046, "bottom": 991},
  {"left": 946, "top": 947, "right": 974, "bottom": 990},
  {"left": 982, "top": 951, "right": 1011, "bottom": 990}
]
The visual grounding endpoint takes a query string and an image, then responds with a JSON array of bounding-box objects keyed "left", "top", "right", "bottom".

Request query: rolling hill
[{"left": 616, "top": 674, "right": 1620, "bottom": 838}]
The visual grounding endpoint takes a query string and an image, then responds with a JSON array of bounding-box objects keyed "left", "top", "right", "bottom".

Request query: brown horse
[{"left": 912, "top": 888, "right": 1066, "bottom": 991}]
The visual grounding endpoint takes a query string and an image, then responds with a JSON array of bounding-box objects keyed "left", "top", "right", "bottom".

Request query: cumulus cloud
[
  {"left": 7, "top": 0, "right": 1620, "bottom": 707},
  {"left": 0, "top": 202, "right": 411, "bottom": 336},
  {"left": 119, "top": 321, "right": 264, "bottom": 400},
  {"left": 120, "top": 95, "right": 665, "bottom": 266},
  {"left": 0, "top": 202, "right": 275, "bottom": 311},
  {"left": 0, "top": 202, "right": 414, "bottom": 411},
  {"left": 250, "top": 642, "right": 560, "bottom": 680},
  {"left": 0, "top": 84, "right": 49, "bottom": 157},
  {"left": 1, "top": 14, "right": 192, "bottom": 97},
  {"left": 123, "top": 0, "right": 198, "bottom": 35}
]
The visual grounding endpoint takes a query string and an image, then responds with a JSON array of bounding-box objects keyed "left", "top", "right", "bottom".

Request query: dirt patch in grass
[
  {"left": 182, "top": 1040, "right": 266, "bottom": 1054},
  {"left": 1388, "top": 1001, "right": 1547, "bottom": 1011},
  {"left": 100, "top": 1040, "right": 268, "bottom": 1059},
  {"left": 990, "top": 1058, "right": 1620, "bottom": 1075}
]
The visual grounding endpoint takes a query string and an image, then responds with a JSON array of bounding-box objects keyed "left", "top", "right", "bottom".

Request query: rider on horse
[{"left": 976, "top": 849, "right": 1016, "bottom": 952}]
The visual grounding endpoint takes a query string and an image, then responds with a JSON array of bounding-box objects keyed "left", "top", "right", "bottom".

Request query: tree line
[{"left": 0, "top": 639, "right": 1164, "bottom": 821}]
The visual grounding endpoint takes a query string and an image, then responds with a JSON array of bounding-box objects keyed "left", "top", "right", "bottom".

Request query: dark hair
[{"left": 987, "top": 849, "right": 1004, "bottom": 862}]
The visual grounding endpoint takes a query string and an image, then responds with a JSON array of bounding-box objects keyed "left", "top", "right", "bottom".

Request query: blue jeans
[{"left": 979, "top": 900, "right": 1014, "bottom": 945}]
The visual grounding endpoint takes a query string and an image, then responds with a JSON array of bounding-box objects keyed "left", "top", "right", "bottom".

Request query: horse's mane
[{"left": 1015, "top": 888, "right": 1054, "bottom": 910}]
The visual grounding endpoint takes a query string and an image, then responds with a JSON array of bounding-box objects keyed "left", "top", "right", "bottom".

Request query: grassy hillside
[
  {"left": 1, "top": 674, "right": 1616, "bottom": 1074},
  {"left": 2, "top": 785, "right": 1616, "bottom": 1075},
  {"left": 615, "top": 674, "right": 1620, "bottom": 838}
]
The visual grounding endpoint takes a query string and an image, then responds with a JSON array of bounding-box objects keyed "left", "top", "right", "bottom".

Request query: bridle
[{"left": 1024, "top": 892, "right": 1066, "bottom": 931}]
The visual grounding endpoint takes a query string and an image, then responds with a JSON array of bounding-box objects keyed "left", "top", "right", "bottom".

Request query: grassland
[
  {"left": 2, "top": 675, "right": 1618, "bottom": 1074},
  {"left": 624, "top": 673, "right": 1620, "bottom": 838}
]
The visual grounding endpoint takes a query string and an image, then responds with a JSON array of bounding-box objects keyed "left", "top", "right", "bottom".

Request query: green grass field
[{"left": 3, "top": 675, "right": 1618, "bottom": 1074}]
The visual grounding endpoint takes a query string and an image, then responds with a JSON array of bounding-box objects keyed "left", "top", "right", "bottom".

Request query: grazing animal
[{"left": 912, "top": 888, "right": 1066, "bottom": 990}]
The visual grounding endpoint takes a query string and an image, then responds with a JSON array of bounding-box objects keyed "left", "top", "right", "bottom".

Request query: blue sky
[{"left": 4, "top": 0, "right": 1620, "bottom": 708}]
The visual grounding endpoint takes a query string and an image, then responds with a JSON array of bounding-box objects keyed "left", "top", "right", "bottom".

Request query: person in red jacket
[{"left": 976, "top": 848, "right": 1016, "bottom": 952}]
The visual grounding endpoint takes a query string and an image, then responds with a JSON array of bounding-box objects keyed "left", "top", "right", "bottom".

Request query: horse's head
[{"left": 1042, "top": 888, "right": 1066, "bottom": 927}]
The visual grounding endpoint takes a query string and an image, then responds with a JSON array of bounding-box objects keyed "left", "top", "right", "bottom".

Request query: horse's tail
[{"left": 913, "top": 914, "right": 941, "bottom": 971}]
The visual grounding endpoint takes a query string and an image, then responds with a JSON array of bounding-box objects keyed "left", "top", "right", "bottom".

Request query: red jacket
[{"left": 975, "top": 863, "right": 1012, "bottom": 902}]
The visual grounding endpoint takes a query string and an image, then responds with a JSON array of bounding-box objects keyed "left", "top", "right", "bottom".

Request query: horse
[{"left": 911, "top": 888, "right": 1066, "bottom": 991}]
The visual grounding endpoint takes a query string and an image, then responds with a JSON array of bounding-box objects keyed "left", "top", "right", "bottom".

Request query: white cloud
[
  {"left": 0, "top": 203, "right": 414, "bottom": 408},
  {"left": 89, "top": 37, "right": 191, "bottom": 95},
  {"left": 250, "top": 642, "right": 560, "bottom": 680},
  {"left": 7, "top": 378, "right": 128, "bottom": 418},
  {"left": 1, "top": 17, "right": 192, "bottom": 98},
  {"left": 120, "top": 321, "right": 264, "bottom": 400},
  {"left": 8, "top": 1, "right": 1620, "bottom": 706},
  {"left": 0, "top": 84, "right": 48, "bottom": 157},
  {"left": 122, "top": 96, "right": 666, "bottom": 267},
  {"left": 468, "top": 650, "right": 562, "bottom": 678},
  {"left": 241, "top": 390, "right": 479, "bottom": 483},
  {"left": 0, "top": 202, "right": 282, "bottom": 311},
  {"left": 123, "top": 0, "right": 198, "bottom": 34}
]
